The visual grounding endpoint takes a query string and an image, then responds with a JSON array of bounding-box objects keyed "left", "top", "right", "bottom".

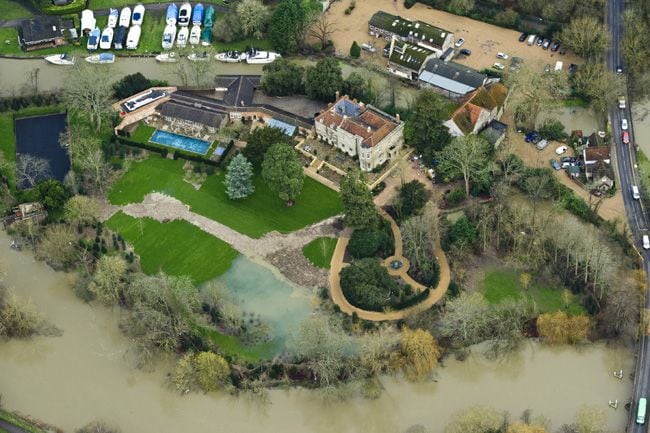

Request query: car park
[
  {"left": 493, "top": 62, "right": 505, "bottom": 70},
  {"left": 550, "top": 159, "right": 561, "bottom": 170},
  {"left": 551, "top": 41, "right": 560, "bottom": 52},
  {"left": 623, "top": 131, "right": 630, "bottom": 144},
  {"left": 455, "top": 38, "right": 465, "bottom": 47},
  {"left": 460, "top": 48, "right": 471, "bottom": 56},
  {"left": 519, "top": 33, "right": 528, "bottom": 42},
  {"left": 496, "top": 52, "right": 509, "bottom": 59},
  {"left": 555, "top": 145, "right": 568, "bottom": 155},
  {"left": 542, "top": 39, "right": 551, "bottom": 49},
  {"left": 644, "top": 235, "right": 650, "bottom": 250}
]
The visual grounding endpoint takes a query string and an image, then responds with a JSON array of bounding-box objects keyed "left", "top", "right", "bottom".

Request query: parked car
[
  {"left": 455, "top": 38, "right": 465, "bottom": 47},
  {"left": 525, "top": 131, "right": 540, "bottom": 142},
  {"left": 561, "top": 156, "right": 576, "bottom": 164},
  {"left": 460, "top": 48, "right": 471, "bottom": 56},
  {"left": 568, "top": 64, "right": 578, "bottom": 74},
  {"left": 383, "top": 44, "right": 390, "bottom": 58},
  {"left": 361, "top": 43, "right": 376, "bottom": 53},
  {"left": 544, "top": 64, "right": 551, "bottom": 73},
  {"left": 623, "top": 131, "right": 630, "bottom": 144},
  {"left": 550, "top": 159, "right": 561, "bottom": 170},
  {"left": 551, "top": 41, "right": 560, "bottom": 52},
  {"left": 643, "top": 234, "right": 650, "bottom": 250},
  {"left": 492, "top": 62, "right": 505, "bottom": 70},
  {"left": 536, "top": 36, "right": 544, "bottom": 47},
  {"left": 536, "top": 139, "right": 550, "bottom": 150},
  {"left": 542, "top": 39, "right": 551, "bottom": 49},
  {"left": 559, "top": 47, "right": 567, "bottom": 55},
  {"left": 621, "top": 118, "right": 629, "bottom": 130},
  {"left": 555, "top": 145, "right": 568, "bottom": 155},
  {"left": 496, "top": 52, "right": 509, "bottom": 59},
  {"left": 519, "top": 32, "right": 528, "bottom": 42}
]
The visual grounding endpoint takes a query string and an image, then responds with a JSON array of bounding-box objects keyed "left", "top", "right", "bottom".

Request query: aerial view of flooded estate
[{"left": 1, "top": 0, "right": 650, "bottom": 432}]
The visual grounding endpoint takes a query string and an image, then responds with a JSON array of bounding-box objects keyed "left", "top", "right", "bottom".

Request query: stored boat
[
  {"left": 191, "top": 3, "right": 204, "bottom": 25},
  {"left": 189, "top": 24, "right": 201, "bottom": 45},
  {"left": 119, "top": 7, "right": 132, "bottom": 28},
  {"left": 80, "top": 9, "right": 96, "bottom": 35},
  {"left": 132, "top": 4, "right": 145, "bottom": 26},
  {"left": 178, "top": 2, "right": 191, "bottom": 26},
  {"left": 44, "top": 53, "right": 75, "bottom": 66},
  {"left": 85, "top": 53, "right": 116, "bottom": 64},
  {"left": 126, "top": 25, "right": 141, "bottom": 50},
  {"left": 215, "top": 50, "right": 246, "bottom": 63},
  {"left": 188, "top": 51, "right": 209, "bottom": 61},
  {"left": 200, "top": 27, "right": 212, "bottom": 46},
  {"left": 86, "top": 27, "right": 100, "bottom": 50},
  {"left": 245, "top": 48, "right": 281, "bottom": 64},
  {"left": 113, "top": 25, "right": 128, "bottom": 50},
  {"left": 166, "top": 3, "right": 178, "bottom": 25},
  {"left": 155, "top": 52, "right": 178, "bottom": 63},
  {"left": 99, "top": 27, "right": 114, "bottom": 50},
  {"left": 176, "top": 26, "right": 188, "bottom": 48},
  {"left": 161, "top": 24, "right": 177, "bottom": 50},
  {"left": 107, "top": 8, "right": 119, "bottom": 28}
]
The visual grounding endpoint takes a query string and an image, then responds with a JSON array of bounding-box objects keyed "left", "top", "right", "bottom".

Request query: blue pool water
[{"left": 149, "top": 130, "right": 211, "bottom": 155}]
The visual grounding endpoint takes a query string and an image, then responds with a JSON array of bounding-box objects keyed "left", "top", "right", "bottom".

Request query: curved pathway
[{"left": 328, "top": 209, "right": 450, "bottom": 321}]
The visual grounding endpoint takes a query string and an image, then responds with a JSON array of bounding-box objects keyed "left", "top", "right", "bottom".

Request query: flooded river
[{"left": 0, "top": 230, "right": 633, "bottom": 433}]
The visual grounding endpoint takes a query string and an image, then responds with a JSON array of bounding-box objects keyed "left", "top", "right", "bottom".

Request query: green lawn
[
  {"left": 2, "top": 0, "right": 33, "bottom": 19},
  {"left": 105, "top": 211, "right": 238, "bottom": 284},
  {"left": 109, "top": 156, "right": 342, "bottom": 238},
  {"left": 482, "top": 268, "right": 585, "bottom": 315},
  {"left": 131, "top": 124, "right": 156, "bottom": 143},
  {"left": 302, "top": 236, "right": 337, "bottom": 269}
]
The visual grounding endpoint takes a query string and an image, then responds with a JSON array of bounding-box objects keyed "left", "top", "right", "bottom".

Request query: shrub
[
  {"left": 445, "top": 187, "right": 466, "bottom": 205},
  {"left": 350, "top": 41, "right": 361, "bottom": 58},
  {"left": 347, "top": 220, "right": 394, "bottom": 259},
  {"left": 340, "top": 258, "right": 398, "bottom": 311},
  {"left": 539, "top": 118, "right": 568, "bottom": 141}
]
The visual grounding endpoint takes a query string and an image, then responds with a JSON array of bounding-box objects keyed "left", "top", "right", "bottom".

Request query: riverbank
[{"left": 0, "top": 230, "right": 633, "bottom": 433}]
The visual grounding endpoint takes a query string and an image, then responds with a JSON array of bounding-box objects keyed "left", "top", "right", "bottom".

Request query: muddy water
[
  {"left": 0, "top": 58, "right": 265, "bottom": 96},
  {"left": 633, "top": 99, "right": 650, "bottom": 157},
  {"left": 0, "top": 230, "right": 633, "bottom": 433},
  {"left": 537, "top": 106, "right": 600, "bottom": 133}
]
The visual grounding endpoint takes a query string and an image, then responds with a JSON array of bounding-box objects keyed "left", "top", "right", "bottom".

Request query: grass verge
[
  {"left": 0, "top": 408, "right": 47, "bottom": 433},
  {"left": 2, "top": 0, "right": 34, "bottom": 19},
  {"left": 482, "top": 268, "right": 585, "bottom": 315},
  {"left": 105, "top": 211, "right": 238, "bottom": 284},
  {"left": 108, "top": 156, "right": 342, "bottom": 238},
  {"left": 302, "top": 236, "right": 337, "bottom": 269}
]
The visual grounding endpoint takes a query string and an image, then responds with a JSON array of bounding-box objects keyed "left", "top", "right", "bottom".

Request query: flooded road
[{"left": 0, "top": 230, "right": 634, "bottom": 433}]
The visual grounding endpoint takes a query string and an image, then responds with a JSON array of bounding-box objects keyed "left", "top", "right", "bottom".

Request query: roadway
[{"left": 606, "top": 0, "right": 650, "bottom": 431}]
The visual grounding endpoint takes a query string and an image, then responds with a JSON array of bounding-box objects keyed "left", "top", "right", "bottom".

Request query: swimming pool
[{"left": 149, "top": 130, "right": 211, "bottom": 155}]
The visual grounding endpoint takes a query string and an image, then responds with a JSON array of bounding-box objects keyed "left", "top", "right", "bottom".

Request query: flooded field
[
  {"left": 537, "top": 106, "right": 600, "bottom": 133},
  {"left": 0, "top": 230, "right": 634, "bottom": 433}
]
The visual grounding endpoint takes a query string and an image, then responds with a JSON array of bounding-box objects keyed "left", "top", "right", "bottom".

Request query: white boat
[
  {"left": 161, "top": 24, "right": 177, "bottom": 50},
  {"left": 107, "top": 8, "right": 119, "bottom": 28},
  {"left": 99, "top": 27, "right": 114, "bottom": 50},
  {"left": 215, "top": 50, "right": 246, "bottom": 63},
  {"left": 44, "top": 53, "right": 75, "bottom": 65},
  {"left": 85, "top": 53, "right": 116, "bottom": 64},
  {"left": 119, "top": 7, "right": 132, "bottom": 28},
  {"left": 176, "top": 26, "right": 188, "bottom": 48},
  {"left": 126, "top": 25, "right": 141, "bottom": 50},
  {"left": 155, "top": 52, "right": 178, "bottom": 63},
  {"left": 188, "top": 51, "right": 209, "bottom": 61},
  {"left": 189, "top": 24, "right": 201, "bottom": 45},
  {"left": 178, "top": 2, "right": 191, "bottom": 26},
  {"left": 245, "top": 48, "right": 281, "bottom": 64},
  {"left": 80, "top": 9, "right": 96, "bottom": 35},
  {"left": 86, "top": 27, "right": 100, "bottom": 50},
  {"left": 131, "top": 4, "right": 145, "bottom": 26}
]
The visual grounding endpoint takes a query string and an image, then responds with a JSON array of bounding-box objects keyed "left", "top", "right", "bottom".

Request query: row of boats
[
  {"left": 162, "top": 3, "right": 214, "bottom": 50},
  {"left": 83, "top": 5, "right": 145, "bottom": 52},
  {"left": 155, "top": 48, "right": 281, "bottom": 64}
]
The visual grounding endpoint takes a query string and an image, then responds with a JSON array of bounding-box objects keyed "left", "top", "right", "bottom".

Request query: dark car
[
  {"left": 525, "top": 131, "right": 540, "bottom": 142},
  {"left": 460, "top": 48, "right": 471, "bottom": 56},
  {"left": 568, "top": 63, "right": 578, "bottom": 74},
  {"left": 519, "top": 32, "right": 528, "bottom": 42},
  {"left": 561, "top": 156, "right": 576, "bottom": 164},
  {"left": 559, "top": 47, "right": 567, "bottom": 55},
  {"left": 551, "top": 41, "right": 560, "bottom": 52},
  {"left": 536, "top": 36, "right": 544, "bottom": 46}
]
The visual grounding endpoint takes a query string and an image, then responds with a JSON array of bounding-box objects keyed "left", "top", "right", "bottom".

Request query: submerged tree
[
  {"left": 224, "top": 153, "right": 255, "bottom": 200},
  {"left": 261, "top": 143, "right": 304, "bottom": 206},
  {"left": 61, "top": 61, "right": 114, "bottom": 132},
  {"left": 16, "top": 154, "right": 50, "bottom": 189}
]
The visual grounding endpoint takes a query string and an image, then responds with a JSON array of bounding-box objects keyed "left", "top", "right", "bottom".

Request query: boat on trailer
[
  {"left": 113, "top": 25, "right": 127, "bottom": 50},
  {"left": 189, "top": 24, "right": 201, "bottom": 45},
  {"left": 86, "top": 27, "right": 100, "bottom": 50},
  {"left": 215, "top": 50, "right": 246, "bottom": 63},
  {"left": 107, "top": 8, "right": 119, "bottom": 28},
  {"left": 192, "top": 3, "right": 204, "bottom": 25},
  {"left": 99, "top": 27, "right": 114, "bottom": 50},
  {"left": 178, "top": 2, "right": 192, "bottom": 26},
  {"left": 176, "top": 26, "right": 188, "bottom": 48},
  {"left": 44, "top": 53, "right": 75, "bottom": 65},
  {"left": 126, "top": 25, "right": 141, "bottom": 50},
  {"left": 161, "top": 24, "right": 177, "bottom": 50},
  {"left": 166, "top": 3, "right": 178, "bottom": 25},
  {"left": 119, "top": 7, "right": 132, "bottom": 28},
  {"left": 85, "top": 53, "right": 116, "bottom": 64},
  {"left": 131, "top": 4, "right": 145, "bottom": 26}
]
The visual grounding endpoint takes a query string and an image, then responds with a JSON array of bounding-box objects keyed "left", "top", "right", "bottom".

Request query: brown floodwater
[{"left": 0, "top": 230, "right": 634, "bottom": 433}]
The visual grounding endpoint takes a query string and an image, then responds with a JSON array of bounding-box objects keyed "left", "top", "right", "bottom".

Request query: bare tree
[
  {"left": 438, "top": 134, "right": 491, "bottom": 197},
  {"left": 445, "top": 406, "right": 505, "bottom": 433},
  {"left": 308, "top": 13, "right": 337, "bottom": 50},
  {"left": 61, "top": 62, "right": 114, "bottom": 132},
  {"left": 16, "top": 154, "right": 50, "bottom": 188},
  {"left": 236, "top": 0, "right": 269, "bottom": 39},
  {"left": 560, "top": 16, "right": 609, "bottom": 60}
]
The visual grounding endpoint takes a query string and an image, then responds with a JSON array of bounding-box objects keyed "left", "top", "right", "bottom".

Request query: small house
[
  {"left": 582, "top": 146, "right": 611, "bottom": 180},
  {"left": 19, "top": 17, "right": 70, "bottom": 51},
  {"left": 444, "top": 83, "right": 509, "bottom": 137}
]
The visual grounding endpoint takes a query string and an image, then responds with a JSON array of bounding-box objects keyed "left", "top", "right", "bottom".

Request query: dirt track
[{"left": 327, "top": 0, "right": 581, "bottom": 72}]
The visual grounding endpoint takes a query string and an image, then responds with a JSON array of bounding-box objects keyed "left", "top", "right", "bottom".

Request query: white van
[
  {"left": 527, "top": 34, "right": 536, "bottom": 46},
  {"left": 554, "top": 61, "right": 563, "bottom": 72},
  {"left": 633, "top": 185, "right": 641, "bottom": 200},
  {"left": 643, "top": 235, "right": 650, "bottom": 250}
]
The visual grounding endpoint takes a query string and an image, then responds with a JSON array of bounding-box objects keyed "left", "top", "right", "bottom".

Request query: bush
[
  {"left": 350, "top": 41, "right": 361, "bottom": 58},
  {"left": 347, "top": 220, "right": 394, "bottom": 259},
  {"left": 340, "top": 258, "right": 398, "bottom": 311},
  {"left": 539, "top": 118, "right": 567, "bottom": 141},
  {"left": 394, "top": 180, "right": 427, "bottom": 220},
  {"left": 445, "top": 187, "right": 466, "bottom": 205},
  {"left": 404, "top": 0, "right": 417, "bottom": 8}
]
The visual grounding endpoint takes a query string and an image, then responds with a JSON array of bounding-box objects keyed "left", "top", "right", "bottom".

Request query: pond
[
  {"left": 537, "top": 106, "right": 599, "bottom": 134},
  {"left": 0, "top": 230, "right": 634, "bottom": 433}
]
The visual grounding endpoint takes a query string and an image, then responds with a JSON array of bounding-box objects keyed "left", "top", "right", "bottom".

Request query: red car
[{"left": 623, "top": 131, "right": 630, "bottom": 144}]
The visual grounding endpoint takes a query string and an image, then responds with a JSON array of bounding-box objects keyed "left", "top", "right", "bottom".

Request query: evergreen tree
[
  {"left": 340, "top": 170, "right": 378, "bottom": 228},
  {"left": 262, "top": 143, "right": 304, "bottom": 205},
  {"left": 268, "top": 0, "right": 305, "bottom": 54},
  {"left": 350, "top": 41, "right": 361, "bottom": 58},
  {"left": 224, "top": 154, "right": 255, "bottom": 200},
  {"left": 305, "top": 57, "right": 344, "bottom": 102}
]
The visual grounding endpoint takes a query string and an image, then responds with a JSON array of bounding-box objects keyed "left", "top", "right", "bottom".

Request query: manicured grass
[
  {"left": 2, "top": 0, "right": 34, "bottom": 19},
  {"left": 302, "top": 236, "right": 337, "bottom": 269},
  {"left": 131, "top": 124, "right": 156, "bottom": 143},
  {"left": 482, "top": 268, "right": 585, "bottom": 315},
  {"left": 105, "top": 211, "right": 238, "bottom": 284},
  {"left": 0, "top": 28, "right": 22, "bottom": 55},
  {"left": 109, "top": 156, "right": 342, "bottom": 238}
]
